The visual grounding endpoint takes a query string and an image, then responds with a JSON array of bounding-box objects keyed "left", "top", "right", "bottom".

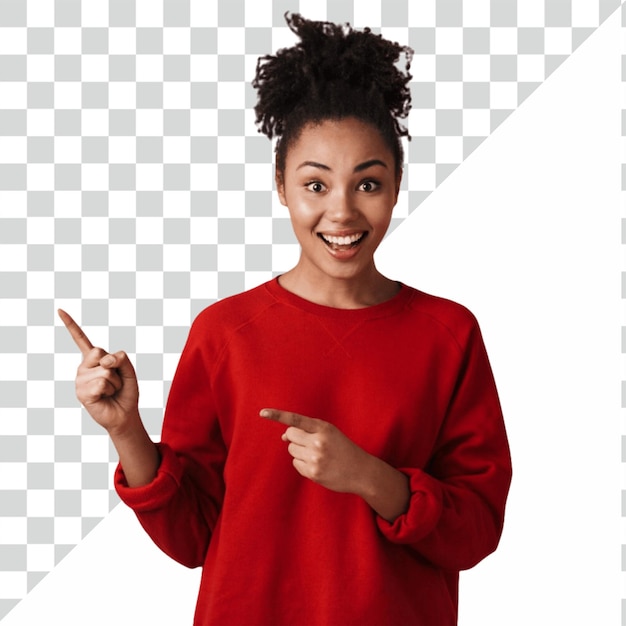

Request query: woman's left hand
[
  {"left": 260, "top": 408, "right": 410, "bottom": 521},
  {"left": 260, "top": 408, "right": 371, "bottom": 495}
]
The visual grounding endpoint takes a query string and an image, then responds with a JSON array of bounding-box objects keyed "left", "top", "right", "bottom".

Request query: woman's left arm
[
  {"left": 260, "top": 407, "right": 411, "bottom": 522},
  {"left": 261, "top": 321, "right": 512, "bottom": 572}
]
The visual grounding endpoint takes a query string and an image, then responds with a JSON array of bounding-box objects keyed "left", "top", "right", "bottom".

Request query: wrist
[
  {"left": 106, "top": 410, "right": 144, "bottom": 442},
  {"left": 355, "top": 454, "right": 410, "bottom": 523},
  {"left": 108, "top": 414, "right": 160, "bottom": 488}
]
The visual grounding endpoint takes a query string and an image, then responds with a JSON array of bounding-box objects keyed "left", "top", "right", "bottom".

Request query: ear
[{"left": 275, "top": 169, "right": 287, "bottom": 206}]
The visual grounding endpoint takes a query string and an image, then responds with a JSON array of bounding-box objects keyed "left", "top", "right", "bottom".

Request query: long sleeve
[
  {"left": 114, "top": 316, "right": 227, "bottom": 569},
  {"left": 109, "top": 280, "right": 511, "bottom": 625},
  {"left": 376, "top": 320, "right": 512, "bottom": 571}
]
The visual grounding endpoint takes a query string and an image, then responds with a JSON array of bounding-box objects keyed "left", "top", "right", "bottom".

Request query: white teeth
[{"left": 320, "top": 233, "right": 364, "bottom": 245}]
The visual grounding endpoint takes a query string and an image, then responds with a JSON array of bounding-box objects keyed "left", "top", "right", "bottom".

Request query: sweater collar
[{"left": 264, "top": 276, "right": 413, "bottom": 320}]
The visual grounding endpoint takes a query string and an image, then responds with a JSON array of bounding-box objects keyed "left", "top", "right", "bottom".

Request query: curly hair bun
[{"left": 252, "top": 12, "right": 413, "bottom": 143}]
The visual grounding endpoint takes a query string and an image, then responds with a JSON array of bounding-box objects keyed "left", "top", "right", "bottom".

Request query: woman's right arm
[{"left": 59, "top": 309, "right": 225, "bottom": 569}]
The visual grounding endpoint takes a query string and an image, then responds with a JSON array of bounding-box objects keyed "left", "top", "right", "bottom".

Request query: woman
[{"left": 60, "top": 14, "right": 511, "bottom": 625}]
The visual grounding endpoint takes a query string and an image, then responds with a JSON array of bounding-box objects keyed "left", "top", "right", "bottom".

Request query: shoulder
[
  {"left": 189, "top": 280, "right": 278, "bottom": 339},
  {"left": 402, "top": 285, "right": 481, "bottom": 350}
]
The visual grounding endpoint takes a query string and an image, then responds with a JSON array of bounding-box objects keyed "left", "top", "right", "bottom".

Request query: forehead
[{"left": 285, "top": 118, "right": 393, "bottom": 167}]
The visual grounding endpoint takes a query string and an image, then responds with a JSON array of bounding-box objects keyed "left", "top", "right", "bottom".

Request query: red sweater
[{"left": 115, "top": 278, "right": 511, "bottom": 626}]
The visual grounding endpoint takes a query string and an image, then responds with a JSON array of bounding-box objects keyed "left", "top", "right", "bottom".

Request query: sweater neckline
[{"left": 264, "top": 276, "right": 412, "bottom": 319}]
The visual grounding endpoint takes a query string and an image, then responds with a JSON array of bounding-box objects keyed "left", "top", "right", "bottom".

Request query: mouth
[{"left": 317, "top": 232, "right": 368, "bottom": 251}]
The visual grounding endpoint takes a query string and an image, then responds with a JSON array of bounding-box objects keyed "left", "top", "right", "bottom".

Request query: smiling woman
[
  {"left": 276, "top": 117, "right": 401, "bottom": 306},
  {"left": 60, "top": 12, "right": 511, "bottom": 626}
]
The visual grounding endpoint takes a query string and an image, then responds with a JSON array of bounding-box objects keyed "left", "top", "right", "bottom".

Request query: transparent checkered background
[{"left": 0, "top": 0, "right": 620, "bottom": 620}]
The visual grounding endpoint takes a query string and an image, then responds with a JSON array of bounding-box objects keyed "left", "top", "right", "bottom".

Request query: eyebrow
[{"left": 296, "top": 159, "right": 388, "bottom": 173}]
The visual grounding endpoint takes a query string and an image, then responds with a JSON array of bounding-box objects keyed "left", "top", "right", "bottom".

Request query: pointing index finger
[
  {"left": 260, "top": 408, "right": 319, "bottom": 433},
  {"left": 57, "top": 309, "right": 94, "bottom": 356}
]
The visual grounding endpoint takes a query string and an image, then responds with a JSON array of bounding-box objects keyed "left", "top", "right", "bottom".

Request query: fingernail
[
  {"left": 259, "top": 409, "right": 271, "bottom": 418},
  {"left": 101, "top": 355, "right": 115, "bottom": 367}
]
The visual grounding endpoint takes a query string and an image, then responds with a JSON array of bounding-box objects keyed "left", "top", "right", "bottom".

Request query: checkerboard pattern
[{"left": 0, "top": 0, "right": 619, "bottom": 620}]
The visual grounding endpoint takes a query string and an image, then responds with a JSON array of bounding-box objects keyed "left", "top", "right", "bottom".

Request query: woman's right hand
[
  {"left": 58, "top": 309, "right": 140, "bottom": 437},
  {"left": 58, "top": 309, "right": 160, "bottom": 487}
]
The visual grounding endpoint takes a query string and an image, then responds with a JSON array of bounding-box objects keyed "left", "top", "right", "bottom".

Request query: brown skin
[
  {"left": 58, "top": 309, "right": 159, "bottom": 488},
  {"left": 60, "top": 116, "right": 411, "bottom": 522},
  {"left": 275, "top": 117, "right": 402, "bottom": 309}
]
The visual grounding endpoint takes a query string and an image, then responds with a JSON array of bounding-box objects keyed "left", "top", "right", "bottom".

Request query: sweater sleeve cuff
[
  {"left": 114, "top": 443, "right": 183, "bottom": 513},
  {"left": 376, "top": 468, "right": 444, "bottom": 544}
]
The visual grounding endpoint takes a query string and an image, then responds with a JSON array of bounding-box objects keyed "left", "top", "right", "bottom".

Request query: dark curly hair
[{"left": 252, "top": 13, "right": 413, "bottom": 176}]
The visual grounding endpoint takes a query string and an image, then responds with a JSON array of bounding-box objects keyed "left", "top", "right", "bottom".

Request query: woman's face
[{"left": 276, "top": 117, "right": 401, "bottom": 284}]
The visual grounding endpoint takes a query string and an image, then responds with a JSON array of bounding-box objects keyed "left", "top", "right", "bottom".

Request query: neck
[{"left": 278, "top": 264, "right": 399, "bottom": 309}]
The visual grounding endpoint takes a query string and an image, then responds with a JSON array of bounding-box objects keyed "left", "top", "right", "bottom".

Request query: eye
[
  {"left": 359, "top": 180, "right": 380, "bottom": 192},
  {"left": 305, "top": 181, "right": 326, "bottom": 193}
]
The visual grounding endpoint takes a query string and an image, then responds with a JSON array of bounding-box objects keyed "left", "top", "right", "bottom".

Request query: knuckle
[
  {"left": 88, "top": 377, "right": 111, "bottom": 397},
  {"left": 108, "top": 372, "right": 122, "bottom": 386},
  {"left": 289, "top": 413, "right": 302, "bottom": 427},
  {"left": 312, "top": 436, "right": 326, "bottom": 452},
  {"left": 309, "top": 465, "right": 322, "bottom": 481},
  {"left": 100, "top": 367, "right": 117, "bottom": 381}
]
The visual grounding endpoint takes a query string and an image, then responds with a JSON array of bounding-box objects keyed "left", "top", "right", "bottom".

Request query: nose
[{"left": 327, "top": 189, "right": 358, "bottom": 223}]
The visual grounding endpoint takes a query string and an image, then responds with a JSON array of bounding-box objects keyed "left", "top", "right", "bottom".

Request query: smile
[{"left": 318, "top": 232, "right": 367, "bottom": 249}]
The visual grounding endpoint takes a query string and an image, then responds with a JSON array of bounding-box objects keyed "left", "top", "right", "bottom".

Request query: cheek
[
  {"left": 368, "top": 199, "right": 395, "bottom": 234},
  {"left": 287, "top": 197, "right": 321, "bottom": 227},
  {"left": 289, "top": 210, "right": 318, "bottom": 236}
]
